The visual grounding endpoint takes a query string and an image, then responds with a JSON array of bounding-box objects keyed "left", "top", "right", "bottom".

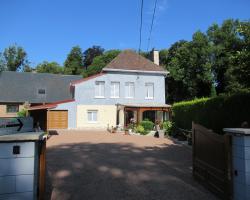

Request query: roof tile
[{"left": 103, "top": 50, "right": 165, "bottom": 72}]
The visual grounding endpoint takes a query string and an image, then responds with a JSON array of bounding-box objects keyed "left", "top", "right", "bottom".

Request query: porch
[{"left": 116, "top": 103, "right": 171, "bottom": 128}]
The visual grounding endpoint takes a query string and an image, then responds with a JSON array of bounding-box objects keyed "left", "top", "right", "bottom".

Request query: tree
[
  {"left": 82, "top": 50, "right": 121, "bottom": 77},
  {"left": 83, "top": 45, "right": 104, "bottom": 69},
  {"left": 0, "top": 53, "right": 6, "bottom": 72},
  {"left": 229, "top": 21, "right": 250, "bottom": 92},
  {"left": 207, "top": 19, "right": 242, "bottom": 94},
  {"left": 165, "top": 32, "right": 213, "bottom": 102},
  {"left": 64, "top": 46, "right": 84, "bottom": 75},
  {"left": 36, "top": 61, "right": 63, "bottom": 74},
  {"left": 159, "top": 49, "right": 168, "bottom": 66},
  {"left": 0, "top": 45, "right": 29, "bottom": 72}
]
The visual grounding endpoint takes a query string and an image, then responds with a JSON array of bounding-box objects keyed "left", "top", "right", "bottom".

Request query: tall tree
[
  {"left": 0, "top": 45, "right": 29, "bottom": 71},
  {"left": 64, "top": 46, "right": 84, "bottom": 75},
  {"left": 207, "top": 19, "right": 242, "bottom": 94},
  {"left": 229, "top": 21, "right": 250, "bottom": 92},
  {"left": 0, "top": 53, "right": 6, "bottom": 72},
  {"left": 82, "top": 50, "right": 121, "bottom": 77},
  {"left": 83, "top": 45, "right": 104, "bottom": 68},
  {"left": 159, "top": 49, "right": 168, "bottom": 66},
  {"left": 36, "top": 61, "right": 63, "bottom": 74},
  {"left": 165, "top": 32, "right": 213, "bottom": 102}
]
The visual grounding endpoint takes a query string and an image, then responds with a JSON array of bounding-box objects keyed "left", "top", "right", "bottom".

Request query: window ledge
[
  {"left": 125, "top": 97, "right": 134, "bottom": 99},
  {"left": 94, "top": 96, "right": 105, "bottom": 99},
  {"left": 145, "top": 97, "right": 154, "bottom": 100},
  {"left": 110, "top": 97, "right": 120, "bottom": 99},
  {"left": 87, "top": 121, "right": 98, "bottom": 124}
]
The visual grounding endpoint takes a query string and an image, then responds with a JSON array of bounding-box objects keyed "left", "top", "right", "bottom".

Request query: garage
[{"left": 47, "top": 110, "right": 68, "bottom": 129}]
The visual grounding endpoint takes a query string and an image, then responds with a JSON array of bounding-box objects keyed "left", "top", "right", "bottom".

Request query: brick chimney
[{"left": 150, "top": 48, "right": 159, "bottom": 65}]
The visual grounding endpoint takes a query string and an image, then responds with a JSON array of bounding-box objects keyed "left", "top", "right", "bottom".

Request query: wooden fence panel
[{"left": 192, "top": 122, "right": 232, "bottom": 199}]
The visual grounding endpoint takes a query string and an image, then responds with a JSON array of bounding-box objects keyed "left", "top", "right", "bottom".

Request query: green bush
[
  {"left": 163, "top": 121, "right": 174, "bottom": 135},
  {"left": 17, "top": 109, "right": 27, "bottom": 117},
  {"left": 134, "top": 125, "right": 145, "bottom": 135},
  {"left": 140, "top": 120, "right": 154, "bottom": 131},
  {"left": 172, "top": 92, "right": 250, "bottom": 134}
]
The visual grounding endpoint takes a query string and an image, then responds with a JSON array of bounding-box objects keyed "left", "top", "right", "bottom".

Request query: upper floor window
[
  {"left": 111, "top": 82, "right": 120, "bottom": 98},
  {"left": 95, "top": 81, "right": 105, "bottom": 98},
  {"left": 6, "top": 105, "right": 19, "bottom": 113},
  {"left": 125, "top": 82, "right": 135, "bottom": 98},
  {"left": 145, "top": 83, "right": 154, "bottom": 99}
]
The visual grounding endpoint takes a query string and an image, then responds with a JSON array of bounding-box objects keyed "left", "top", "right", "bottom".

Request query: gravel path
[{"left": 45, "top": 131, "right": 217, "bottom": 200}]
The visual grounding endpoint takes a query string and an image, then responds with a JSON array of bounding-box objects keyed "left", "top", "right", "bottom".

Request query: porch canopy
[{"left": 116, "top": 103, "right": 171, "bottom": 127}]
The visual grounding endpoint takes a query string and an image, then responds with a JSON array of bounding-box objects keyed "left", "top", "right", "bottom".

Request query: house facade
[{"left": 29, "top": 50, "right": 170, "bottom": 130}]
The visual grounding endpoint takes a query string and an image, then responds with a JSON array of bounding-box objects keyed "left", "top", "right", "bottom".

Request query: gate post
[{"left": 223, "top": 128, "right": 250, "bottom": 200}]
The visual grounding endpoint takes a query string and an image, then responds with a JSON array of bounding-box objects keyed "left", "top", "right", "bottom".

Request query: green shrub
[
  {"left": 163, "top": 121, "right": 174, "bottom": 135},
  {"left": 140, "top": 120, "right": 154, "bottom": 131},
  {"left": 134, "top": 125, "right": 145, "bottom": 135},
  {"left": 17, "top": 109, "right": 27, "bottom": 117},
  {"left": 172, "top": 92, "right": 250, "bottom": 134}
]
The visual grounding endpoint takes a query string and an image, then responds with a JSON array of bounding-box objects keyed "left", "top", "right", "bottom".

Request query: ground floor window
[
  {"left": 6, "top": 104, "right": 19, "bottom": 113},
  {"left": 87, "top": 110, "right": 98, "bottom": 122}
]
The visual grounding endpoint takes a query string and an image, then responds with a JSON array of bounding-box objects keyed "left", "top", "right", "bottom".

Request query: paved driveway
[{"left": 45, "top": 131, "right": 217, "bottom": 200}]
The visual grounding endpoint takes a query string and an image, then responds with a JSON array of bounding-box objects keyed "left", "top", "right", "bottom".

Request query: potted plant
[
  {"left": 128, "top": 123, "right": 134, "bottom": 134},
  {"left": 124, "top": 127, "right": 129, "bottom": 135}
]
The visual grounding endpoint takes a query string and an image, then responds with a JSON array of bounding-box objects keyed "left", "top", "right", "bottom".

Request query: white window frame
[
  {"left": 110, "top": 82, "right": 120, "bottom": 98},
  {"left": 145, "top": 82, "right": 154, "bottom": 99},
  {"left": 95, "top": 81, "right": 105, "bottom": 98},
  {"left": 125, "top": 82, "right": 135, "bottom": 99},
  {"left": 87, "top": 110, "right": 98, "bottom": 123}
]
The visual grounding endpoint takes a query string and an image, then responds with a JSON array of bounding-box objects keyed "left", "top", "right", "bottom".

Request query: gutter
[{"left": 102, "top": 68, "right": 169, "bottom": 75}]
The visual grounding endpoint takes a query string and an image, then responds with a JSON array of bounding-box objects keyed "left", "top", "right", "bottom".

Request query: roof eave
[{"left": 102, "top": 68, "right": 169, "bottom": 75}]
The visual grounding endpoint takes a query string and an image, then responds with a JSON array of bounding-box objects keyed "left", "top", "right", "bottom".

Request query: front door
[{"left": 125, "top": 110, "right": 134, "bottom": 126}]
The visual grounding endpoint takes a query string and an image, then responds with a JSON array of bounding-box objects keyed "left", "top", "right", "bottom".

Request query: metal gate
[{"left": 192, "top": 122, "right": 232, "bottom": 199}]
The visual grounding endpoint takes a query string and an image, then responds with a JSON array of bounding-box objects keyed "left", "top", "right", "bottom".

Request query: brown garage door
[{"left": 47, "top": 110, "right": 68, "bottom": 129}]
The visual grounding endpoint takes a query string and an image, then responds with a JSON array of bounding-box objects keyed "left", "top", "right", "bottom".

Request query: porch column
[
  {"left": 119, "top": 109, "right": 125, "bottom": 127},
  {"left": 138, "top": 108, "right": 143, "bottom": 123}
]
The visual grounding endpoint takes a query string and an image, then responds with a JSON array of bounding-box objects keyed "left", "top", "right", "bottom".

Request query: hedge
[
  {"left": 172, "top": 92, "right": 250, "bottom": 134},
  {"left": 139, "top": 120, "right": 154, "bottom": 131}
]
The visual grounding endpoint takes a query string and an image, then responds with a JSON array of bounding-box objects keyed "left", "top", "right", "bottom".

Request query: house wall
[
  {"left": 77, "top": 105, "right": 116, "bottom": 129},
  {"left": 74, "top": 72, "right": 166, "bottom": 105},
  {"left": 0, "top": 104, "right": 24, "bottom": 118}
]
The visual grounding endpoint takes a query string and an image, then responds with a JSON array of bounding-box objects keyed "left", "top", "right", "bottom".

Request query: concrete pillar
[
  {"left": 119, "top": 109, "right": 124, "bottom": 127},
  {"left": 223, "top": 128, "right": 250, "bottom": 200}
]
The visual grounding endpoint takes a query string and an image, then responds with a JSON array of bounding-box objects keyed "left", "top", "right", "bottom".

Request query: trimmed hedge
[
  {"left": 172, "top": 93, "right": 250, "bottom": 134},
  {"left": 140, "top": 120, "right": 154, "bottom": 131}
]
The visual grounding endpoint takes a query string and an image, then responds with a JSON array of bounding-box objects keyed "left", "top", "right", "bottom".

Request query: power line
[
  {"left": 138, "top": 0, "right": 144, "bottom": 54},
  {"left": 146, "top": 0, "right": 158, "bottom": 52}
]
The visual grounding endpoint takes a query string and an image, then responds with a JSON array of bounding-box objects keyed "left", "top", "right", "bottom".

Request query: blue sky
[{"left": 0, "top": 0, "right": 249, "bottom": 66}]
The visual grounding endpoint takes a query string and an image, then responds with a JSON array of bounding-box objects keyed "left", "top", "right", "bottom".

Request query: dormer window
[{"left": 38, "top": 89, "right": 46, "bottom": 95}]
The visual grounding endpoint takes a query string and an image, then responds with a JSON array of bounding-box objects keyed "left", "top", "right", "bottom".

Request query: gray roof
[{"left": 0, "top": 71, "right": 82, "bottom": 103}]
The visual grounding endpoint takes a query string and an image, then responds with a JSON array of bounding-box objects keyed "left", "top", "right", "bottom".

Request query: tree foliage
[
  {"left": 0, "top": 45, "right": 29, "bottom": 72},
  {"left": 164, "top": 19, "right": 250, "bottom": 103},
  {"left": 36, "top": 61, "right": 63, "bottom": 74},
  {"left": 166, "top": 32, "right": 214, "bottom": 102},
  {"left": 82, "top": 50, "right": 121, "bottom": 77},
  {"left": 64, "top": 46, "right": 84, "bottom": 75},
  {"left": 83, "top": 45, "right": 104, "bottom": 69}
]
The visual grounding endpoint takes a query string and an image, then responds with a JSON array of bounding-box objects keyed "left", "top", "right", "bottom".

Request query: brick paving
[{"left": 45, "top": 130, "right": 217, "bottom": 200}]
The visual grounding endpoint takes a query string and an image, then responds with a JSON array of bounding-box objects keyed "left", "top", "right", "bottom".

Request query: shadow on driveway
[{"left": 45, "top": 139, "right": 217, "bottom": 200}]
